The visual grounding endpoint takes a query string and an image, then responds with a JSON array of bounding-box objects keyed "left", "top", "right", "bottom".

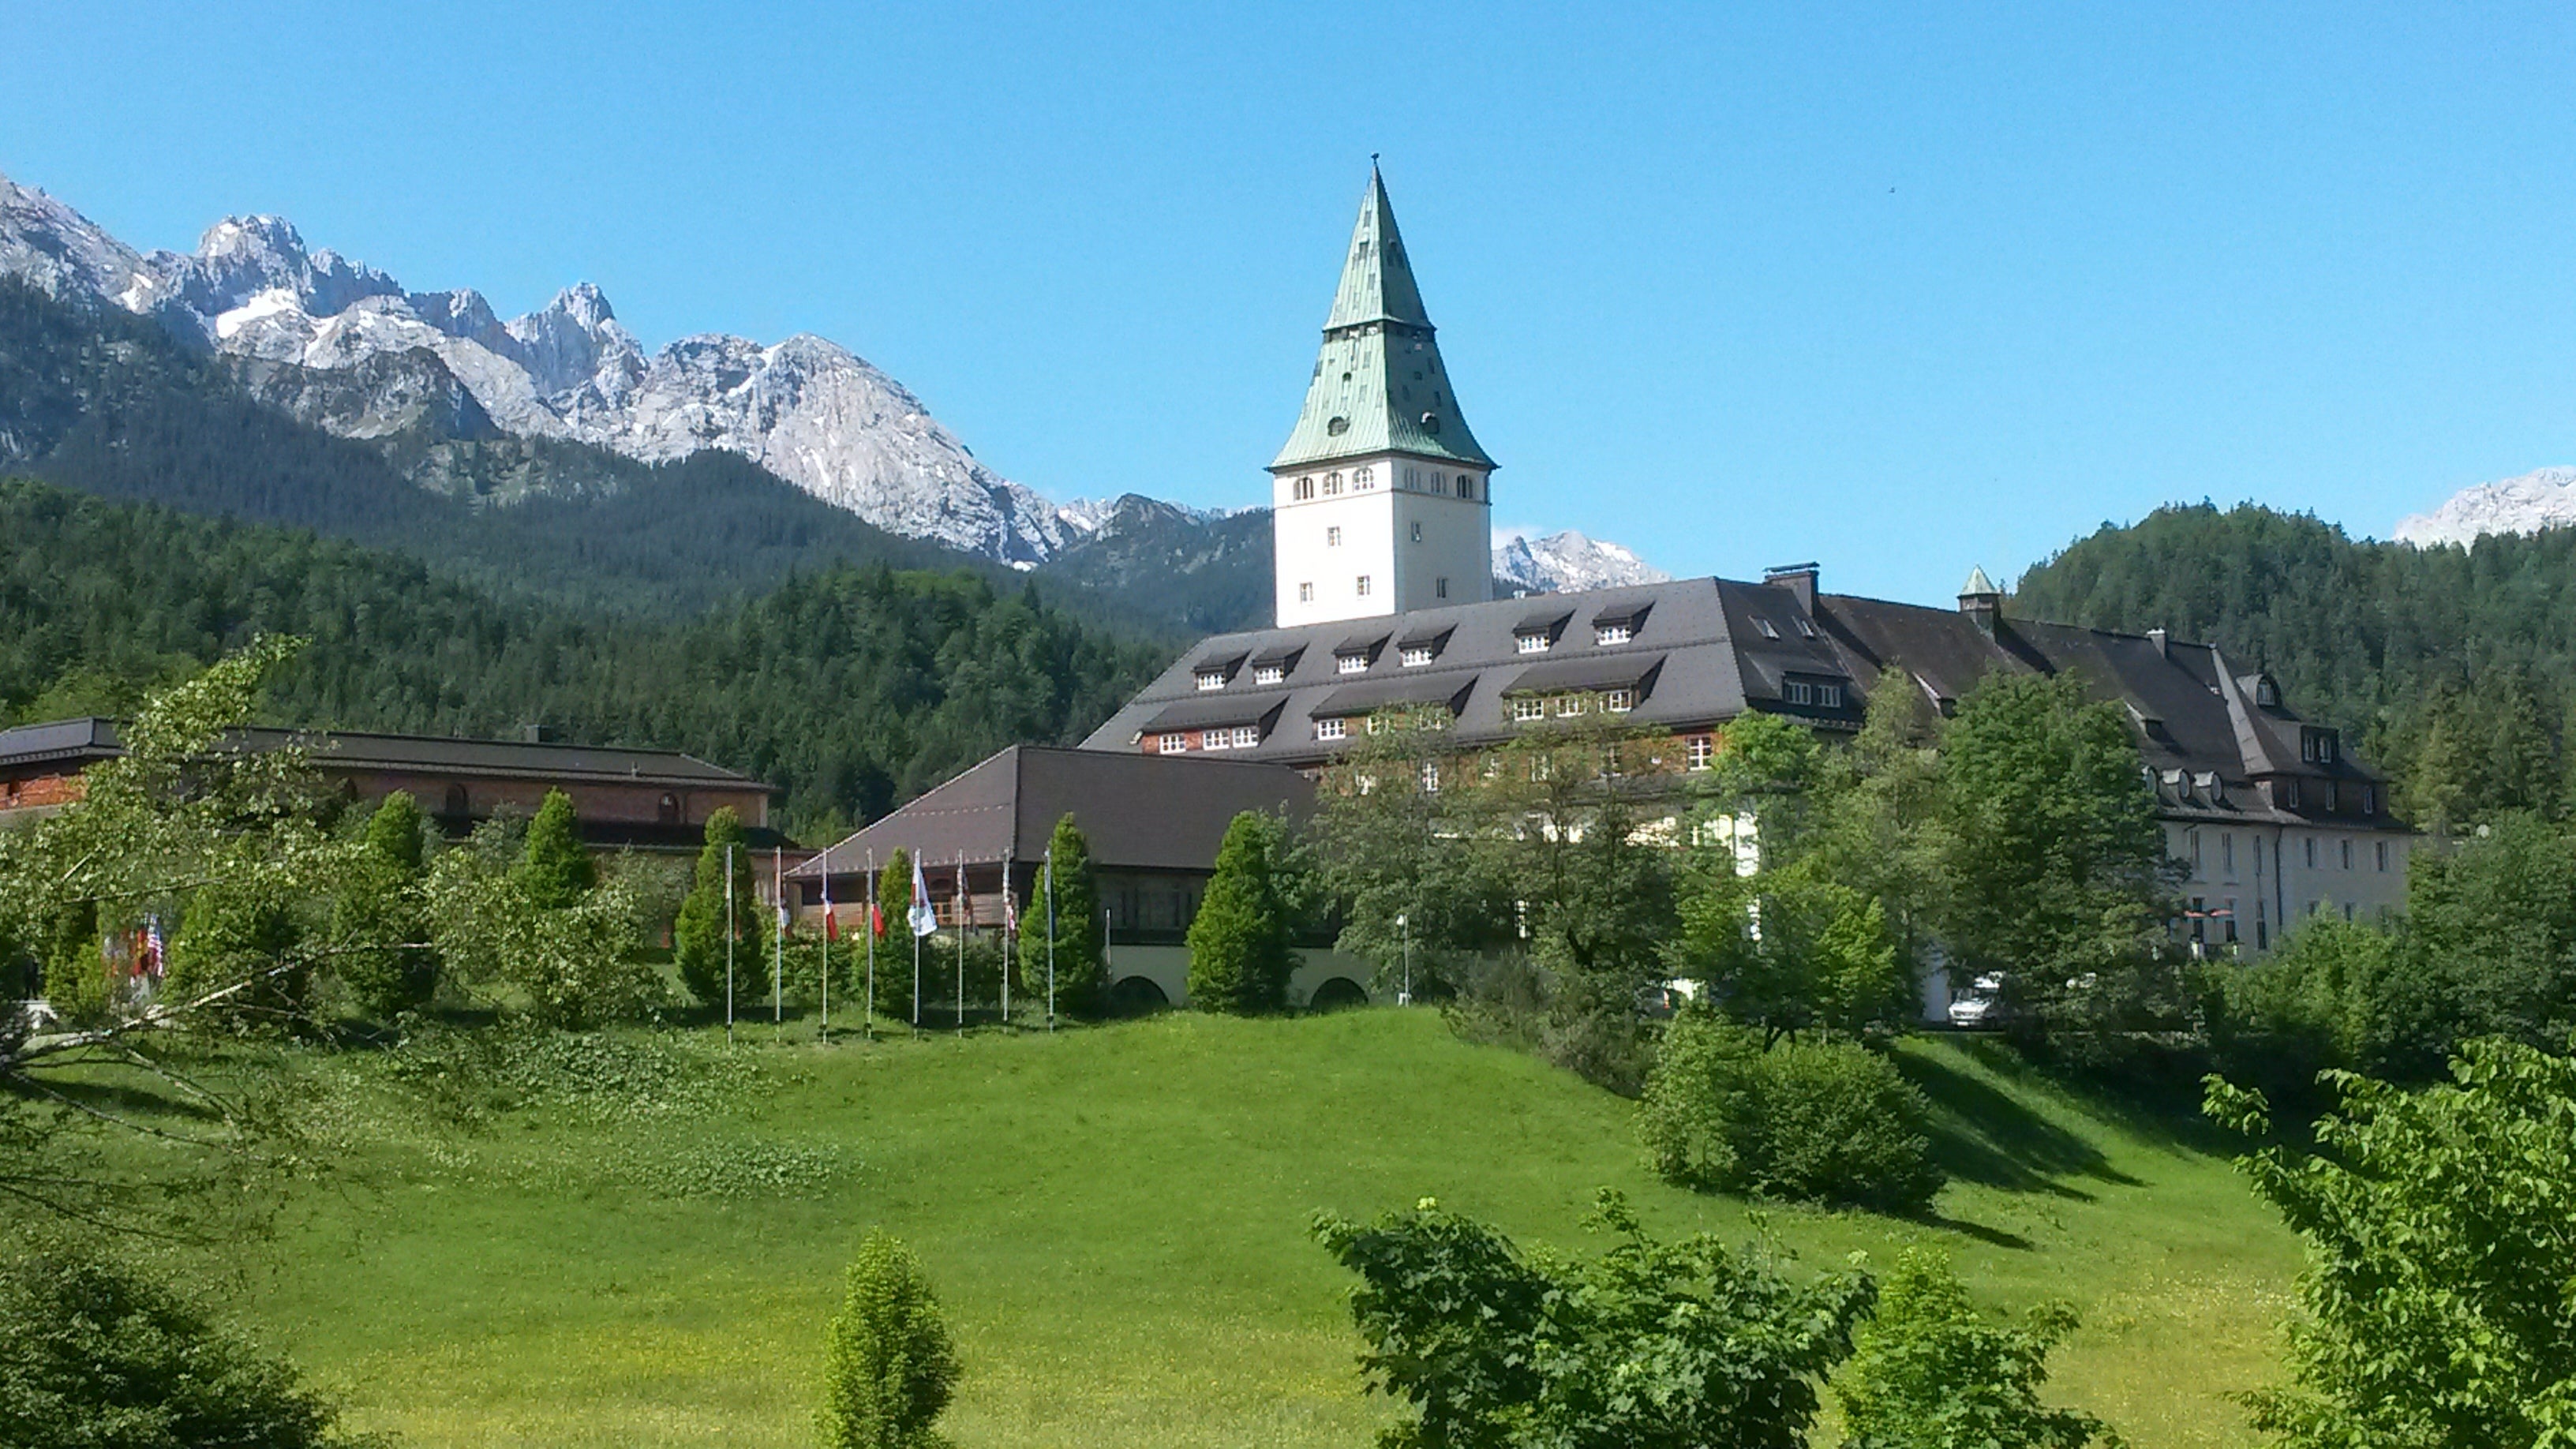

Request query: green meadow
[{"left": 204, "top": 1011, "right": 2298, "bottom": 1447}]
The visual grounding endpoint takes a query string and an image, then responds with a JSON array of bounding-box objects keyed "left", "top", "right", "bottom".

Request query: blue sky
[{"left": 6, "top": 2, "right": 2574, "bottom": 604}]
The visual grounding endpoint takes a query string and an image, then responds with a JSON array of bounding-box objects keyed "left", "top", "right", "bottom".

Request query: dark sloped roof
[
  {"left": 1312, "top": 677, "right": 1476, "bottom": 718},
  {"left": 792, "top": 746, "right": 1316, "bottom": 878},
  {"left": 0, "top": 718, "right": 768, "bottom": 792},
  {"left": 1138, "top": 694, "right": 1290, "bottom": 735},
  {"left": 1503, "top": 653, "right": 1666, "bottom": 695}
]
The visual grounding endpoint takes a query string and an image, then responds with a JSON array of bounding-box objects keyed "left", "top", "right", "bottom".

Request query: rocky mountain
[
  {"left": 0, "top": 171, "right": 1070, "bottom": 564},
  {"left": 0, "top": 168, "right": 1662, "bottom": 593},
  {"left": 1493, "top": 529, "right": 1670, "bottom": 594},
  {"left": 2393, "top": 466, "right": 2576, "bottom": 549}
]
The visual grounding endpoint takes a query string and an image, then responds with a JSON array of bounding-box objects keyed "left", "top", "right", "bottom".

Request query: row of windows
[
  {"left": 1157, "top": 724, "right": 1264, "bottom": 754},
  {"left": 1507, "top": 689, "right": 1635, "bottom": 722},
  {"left": 2184, "top": 827, "right": 2392, "bottom": 878},
  {"left": 1513, "top": 621, "right": 1643, "bottom": 655},
  {"left": 1294, "top": 575, "right": 1449, "bottom": 606},
  {"left": 1781, "top": 678, "right": 1845, "bottom": 709},
  {"left": 1289, "top": 468, "right": 1482, "bottom": 501}
]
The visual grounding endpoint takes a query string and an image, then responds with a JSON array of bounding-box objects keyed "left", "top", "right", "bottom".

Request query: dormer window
[
  {"left": 2301, "top": 727, "right": 2340, "bottom": 765},
  {"left": 1516, "top": 632, "right": 1550, "bottom": 654},
  {"left": 2256, "top": 676, "right": 2282, "bottom": 708},
  {"left": 1794, "top": 617, "right": 1816, "bottom": 638},
  {"left": 1754, "top": 618, "right": 1779, "bottom": 640},
  {"left": 1596, "top": 623, "right": 1632, "bottom": 646},
  {"left": 1781, "top": 675, "right": 1845, "bottom": 709},
  {"left": 1254, "top": 665, "right": 1285, "bottom": 686},
  {"left": 1401, "top": 646, "right": 1434, "bottom": 668},
  {"left": 1196, "top": 670, "right": 1226, "bottom": 691},
  {"left": 1338, "top": 653, "right": 1370, "bottom": 675}
]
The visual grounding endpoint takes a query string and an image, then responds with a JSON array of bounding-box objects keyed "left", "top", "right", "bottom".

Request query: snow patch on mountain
[
  {"left": 2394, "top": 466, "right": 2576, "bottom": 549},
  {"left": 1492, "top": 528, "right": 1668, "bottom": 594}
]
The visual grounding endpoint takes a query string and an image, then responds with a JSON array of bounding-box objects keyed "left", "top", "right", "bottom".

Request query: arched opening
[
  {"left": 1106, "top": 975, "right": 1171, "bottom": 1017},
  {"left": 657, "top": 792, "right": 680, "bottom": 826},
  {"left": 1307, "top": 976, "right": 1369, "bottom": 1013},
  {"left": 442, "top": 783, "right": 470, "bottom": 818}
]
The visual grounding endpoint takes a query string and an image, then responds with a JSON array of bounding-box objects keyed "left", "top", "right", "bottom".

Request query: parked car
[{"left": 1945, "top": 973, "right": 2009, "bottom": 1029}]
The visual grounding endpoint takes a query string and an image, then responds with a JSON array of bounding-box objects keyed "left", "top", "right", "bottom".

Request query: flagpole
[
  {"left": 819, "top": 844, "right": 832, "bottom": 1045},
  {"left": 865, "top": 847, "right": 877, "bottom": 1039},
  {"left": 911, "top": 848, "right": 923, "bottom": 1037},
  {"left": 772, "top": 846, "right": 784, "bottom": 1039},
  {"left": 954, "top": 850, "right": 966, "bottom": 1038},
  {"left": 1001, "top": 854, "right": 1012, "bottom": 1028},
  {"left": 724, "top": 844, "right": 736, "bottom": 1047},
  {"left": 1045, "top": 846, "right": 1057, "bottom": 1033}
]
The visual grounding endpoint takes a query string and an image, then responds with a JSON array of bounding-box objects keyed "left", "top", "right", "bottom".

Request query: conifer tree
[
  {"left": 335, "top": 791, "right": 436, "bottom": 1019},
  {"left": 874, "top": 848, "right": 915, "bottom": 1023},
  {"left": 817, "top": 1230, "right": 959, "bottom": 1449},
  {"left": 1027, "top": 814, "right": 1103, "bottom": 1017},
  {"left": 1187, "top": 811, "right": 1296, "bottom": 1015},
  {"left": 515, "top": 789, "right": 594, "bottom": 908},
  {"left": 674, "top": 807, "right": 762, "bottom": 1009}
]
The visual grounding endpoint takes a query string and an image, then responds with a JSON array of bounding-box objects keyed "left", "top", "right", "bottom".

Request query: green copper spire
[
  {"left": 1272, "top": 163, "right": 1494, "bottom": 472},
  {"left": 1324, "top": 162, "right": 1430, "bottom": 331}
]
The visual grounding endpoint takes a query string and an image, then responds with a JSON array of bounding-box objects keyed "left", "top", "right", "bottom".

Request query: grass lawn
[{"left": 208, "top": 1010, "right": 2299, "bottom": 1447}]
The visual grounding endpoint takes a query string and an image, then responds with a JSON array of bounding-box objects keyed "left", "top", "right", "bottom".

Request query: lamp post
[{"left": 1397, "top": 912, "right": 1410, "bottom": 1006}]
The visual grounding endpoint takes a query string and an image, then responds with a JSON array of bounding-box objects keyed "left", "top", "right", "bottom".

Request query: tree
[
  {"left": 1312, "top": 703, "right": 1513, "bottom": 995},
  {"left": 0, "top": 1241, "right": 372, "bottom": 1449},
  {"left": 817, "top": 1230, "right": 960, "bottom": 1449},
  {"left": 334, "top": 791, "right": 436, "bottom": 1020},
  {"left": 2206, "top": 1038, "right": 2576, "bottom": 1447},
  {"left": 426, "top": 821, "right": 660, "bottom": 1031},
  {"left": 515, "top": 789, "right": 595, "bottom": 908},
  {"left": 1935, "top": 672, "right": 2173, "bottom": 1043},
  {"left": 1025, "top": 814, "right": 1103, "bottom": 1017},
  {"left": 674, "top": 807, "right": 763, "bottom": 1010},
  {"left": 1312, "top": 1190, "right": 1874, "bottom": 1449},
  {"left": 1838, "top": 1247, "right": 2113, "bottom": 1449},
  {"left": 1187, "top": 811, "right": 1297, "bottom": 1014}
]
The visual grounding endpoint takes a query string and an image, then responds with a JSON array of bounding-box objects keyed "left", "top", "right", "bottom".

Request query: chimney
[
  {"left": 1956, "top": 565, "right": 2003, "bottom": 637},
  {"left": 1763, "top": 561, "right": 1818, "bottom": 614},
  {"left": 2146, "top": 627, "right": 2169, "bottom": 657},
  {"left": 520, "top": 723, "right": 560, "bottom": 745}
]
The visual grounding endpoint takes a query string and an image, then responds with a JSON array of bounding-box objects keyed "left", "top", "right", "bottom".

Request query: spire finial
[{"left": 1371, "top": 152, "right": 1380, "bottom": 167}]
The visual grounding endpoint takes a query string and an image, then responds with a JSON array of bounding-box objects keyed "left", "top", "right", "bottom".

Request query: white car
[{"left": 1945, "top": 974, "right": 2009, "bottom": 1030}]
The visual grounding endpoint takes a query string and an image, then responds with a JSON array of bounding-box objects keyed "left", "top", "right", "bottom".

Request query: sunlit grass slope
[{"left": 231, "top": 1011, "right": 2298, "bottom": 1447}]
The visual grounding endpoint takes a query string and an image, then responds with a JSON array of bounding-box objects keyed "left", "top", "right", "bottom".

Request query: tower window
[
  {"left": 1357, "top": 575, "right": 1372, "bottom": 597},
  {"left": 1457, "top": 475, "right": 1474, "bottom": 499},
  {"left": 1410, "top": 522, "right": 1422, "bottom": 543},
  {"left": 1355, "top": 466, "right": 1373, "bottom": 489},
  {"left": 1324, "top": 473, "right": 1345, "bottom": 496},
  {"left": 1294, "top": 476, "right": 1315, "bottom": 500},
  {"left": 1327, "top": 526, "right": 1342, "bottom": 547},
  {"left": 1436, "top": 577, "right": 1449, "bottom": 599},
  {"left": 1298, "top": 582, "right": 1314, "bottom": 603}
]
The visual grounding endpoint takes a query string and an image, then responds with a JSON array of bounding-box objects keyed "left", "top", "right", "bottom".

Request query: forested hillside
[
  {"left": 2014, "top": 502, "right": 2576, "bottom": 824},
  {"left": 0, "top": 478, "right": 1168, "bottom": 831}
]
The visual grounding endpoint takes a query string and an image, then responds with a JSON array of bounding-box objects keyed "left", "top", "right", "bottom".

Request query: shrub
[
  {"left": 1312, "top": 1189, "right": 1873, "bottom": 1449},
  {"left": 818, "top": 1230, "right": 959, "bottom": 1449},
  {"left": 1839, "top": 1247, "right": 2112, "bottom": 1448},
  {"left": 0, "top": 1242, "right": 372, "bottom": 1449},
  {"left": 165, "top": 871, "right": 309, "bottom": 1032},
  {"left": 1639, "top": 1012, "right": 1944, "bottom": 1213},
  {"left": 335, "top": 791, "right": 438, "bottom": 1020}
]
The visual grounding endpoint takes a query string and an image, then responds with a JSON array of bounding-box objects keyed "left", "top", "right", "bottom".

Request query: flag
[
  {"left": 822, "top": 866, "right": 836, "bottom": 941},
  {"left": 871, "top": 902, "right": 886, "bottom": 938},
  {"left": 825, "top": 906, "right": 840, "bottom": 942},
  {"left": 908, "top": 853, "right": 939, "bottom": 937},
  {"left": 1003, "top": 863, "right": 1018, "bottom": 935}
]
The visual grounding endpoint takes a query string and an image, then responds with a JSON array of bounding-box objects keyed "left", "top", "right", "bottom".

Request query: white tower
[{"left": 1271, "top": 164, "right": 1496, "bottom": 627}]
